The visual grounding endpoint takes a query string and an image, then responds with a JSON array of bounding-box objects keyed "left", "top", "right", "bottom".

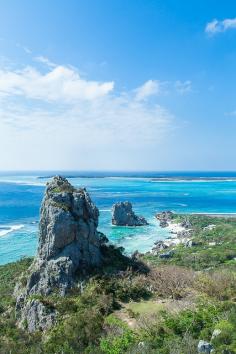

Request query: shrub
[
  {"left": 195, "top": 270, "right": 236, "bottom": 300},
  {"left": 100, "top": 315, "right": 137, "bottom": 354},
  {"left": 95, "top": 271, "right": 151, "bottom": 303},
  {"left": 211, "top": 320, "right": 236, "bottom": 350},
  {"left": 149, "top": 265, "right": 194, "bottom": 299}
]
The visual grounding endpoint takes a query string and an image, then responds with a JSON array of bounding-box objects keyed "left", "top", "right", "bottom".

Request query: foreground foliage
[{"left": 1, "top": 215, "right": 236, "bottom": 353}]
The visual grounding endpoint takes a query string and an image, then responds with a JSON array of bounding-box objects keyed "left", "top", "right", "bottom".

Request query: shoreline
[
  {"left": 150, "top": 211, "right": 236, "bottom": 256},
  {"left": 190, "top": 213, "right": 236, "bottom": 217},
  {"left": 150, "top": 213, "right": 192, "bottom": 255}
]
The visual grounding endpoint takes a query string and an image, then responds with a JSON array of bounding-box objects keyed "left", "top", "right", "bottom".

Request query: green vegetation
[
  {"left": 51, "top": 201, "right": 71, "bottom": 211},
  {"left": 144, "top": 214, "right": 236, "bottom": 270},
  {"left": 0, "top": 257, "right": 33, "bottom": 310},
  {"left": 126, "top": 300, "right": 163, "bottom": 316},
  {"left": 1, "top": 215, "right": 236, "bottom": 353}
]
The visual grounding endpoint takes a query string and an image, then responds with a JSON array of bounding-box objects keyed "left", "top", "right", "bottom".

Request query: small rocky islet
[
  {"left": 112, "top": 201, "right": 148, "bottom": 226},
  {"left": 0, "top": 176, "right": 236, "bottom": 353}
]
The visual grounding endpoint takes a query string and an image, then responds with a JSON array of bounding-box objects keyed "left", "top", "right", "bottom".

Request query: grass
[{"left": 126, "top": 300, "right": 163, "bottom": 315}]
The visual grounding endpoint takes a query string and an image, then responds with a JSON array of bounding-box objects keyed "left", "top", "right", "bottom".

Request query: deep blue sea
[{"left": 1, "top": 171, "right": 236, "bottom": 265}]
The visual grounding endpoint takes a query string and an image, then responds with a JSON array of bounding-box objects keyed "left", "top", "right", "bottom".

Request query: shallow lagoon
[{"left": 1, "top": 171, "right": 236, "bottom": 264}]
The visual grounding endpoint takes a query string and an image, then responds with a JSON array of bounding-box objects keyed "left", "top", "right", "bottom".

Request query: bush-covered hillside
[{"left": 1, "top": 215, "right": 236, "bottom": 353}]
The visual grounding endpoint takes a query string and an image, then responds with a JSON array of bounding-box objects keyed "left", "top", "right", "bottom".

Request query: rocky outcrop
[
  {"left": 159, "top": 250, "right": 174, "bottom": 259},
  {"left": 180, "top": 218, "right": 192, "bottom": 229},
  {"left": 155, "top": 211, "right": 174, "bottom": 228},
  {"left": 151, "top": 240, "right": 169, "bottom": 255},
  {"left": 15, "top": 176, "right": 103, "bottom": 332},
  {"left": 197, "top": 340, "right": 213, "bottom": 353},
  {"left": 112, "top": 201, "right": 148, "bottom": 226},
  {"left": 16, "top": 298, "right": 57, "bottom": 333}
]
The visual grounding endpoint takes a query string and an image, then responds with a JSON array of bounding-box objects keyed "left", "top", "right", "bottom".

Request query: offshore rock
[
  {"left": 112, "top": 201, "right": 148, "bottom": 226},
  {"left": 15, "top": 176, "right": 103, "bottom": 332}
]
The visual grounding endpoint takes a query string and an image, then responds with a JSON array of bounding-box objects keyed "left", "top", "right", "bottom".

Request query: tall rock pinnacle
[
  {"left": 38, "top": 175, "right": 101, "bottom": 266},
  {"left": 15, "top": 176, "right": 103, "bottom": 332}
]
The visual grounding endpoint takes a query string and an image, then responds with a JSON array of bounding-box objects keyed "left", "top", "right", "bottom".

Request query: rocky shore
[{"left": 150, "top": 211, "right": 194, "bottom": 257}]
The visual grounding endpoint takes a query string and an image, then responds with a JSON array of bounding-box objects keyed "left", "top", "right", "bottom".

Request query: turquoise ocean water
[{"left": 1, "top": 171, "right": 236, "bottom": 265}]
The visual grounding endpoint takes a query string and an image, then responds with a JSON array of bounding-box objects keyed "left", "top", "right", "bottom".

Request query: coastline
[
  {"left": 150, "top": 212, "right": 236, "bottom": 256},
  {"left": 191, "top": 212, "right": 236, "bottom": 217}
]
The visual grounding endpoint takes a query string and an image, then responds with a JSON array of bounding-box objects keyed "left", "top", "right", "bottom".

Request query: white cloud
[
  {"left": 205, "top": 18, "right": 236, "bottom": 35},
  {"left": 0, "top": 60, "right": 175, "bottom": 170},
  {"left": 34, "top": 55, "right": 56, "bottom": 68},
  {"left": 0, "top": 65, "right": 114, "bottom": 102},
  {"left": 175, "top": 80, "right": 192, "bottom": 95},
  {"left": 135, "top": 80, "right": 161, "bottom": 101}
]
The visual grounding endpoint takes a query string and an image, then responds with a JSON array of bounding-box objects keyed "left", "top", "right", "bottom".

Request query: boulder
[
  {"left": 180, "top": 218, "right": 192, "bottom": 229},
  {"left": 159, "top": 220, "right": 169, "bottom": 228},
  {"left": 177, "top": 230, "right": 192, "bottom": 239},
  {"left": 156, "top": 211, "right": 174, "bottom": 228},
  {"left": 15, "top": 176, "right": 103, "bottom": 332},
  {"left": 184, "top": 240, "right": 197, "bottom": 248},
  {"left": 197, "top": 340, "right": 213, "bottom": 353},
  {"left": 112, "top": 201, "right": 148, "bottom": 226},
  {"left": 152, "top": 240, "right": 169, "bottom": 255},
  {"left": 159, "top": 250, "right": 174, "bottom": 259}
]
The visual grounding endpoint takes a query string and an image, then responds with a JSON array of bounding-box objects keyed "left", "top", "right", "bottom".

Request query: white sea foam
[
  {"left": 0, "top": 224, "right": 24, "bottom": 237},
  {"left": 106, "top": 177, "right": 150, "bottom": 181},
  {"left": 192, "top": 212, "right": 236, "bottom": 215},
  {"left": 0, "top": 179, "right": 45, "bottom": 186},
  {"left": 151, "top": 179, "right": 236, "bottom": 183}
]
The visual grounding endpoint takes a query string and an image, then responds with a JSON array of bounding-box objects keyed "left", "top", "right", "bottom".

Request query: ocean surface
[{"left": 1, "top": 171, "right": 236, "bottom": 265}]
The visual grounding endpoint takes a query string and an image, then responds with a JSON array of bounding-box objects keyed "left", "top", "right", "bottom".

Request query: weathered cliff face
[
  {"left": 15, "top": 176, "right": 103, "bottom": 332},
  {"left": 112, "top": 201, "right": 148, "bottom": 226},
  {"left": 37, "top": 175, "right": 101, "bottom": 269}
]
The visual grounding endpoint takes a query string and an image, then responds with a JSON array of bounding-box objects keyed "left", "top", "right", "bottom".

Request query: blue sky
[{"left": 0, "top": 0, "right": 236, "bottom": 170}]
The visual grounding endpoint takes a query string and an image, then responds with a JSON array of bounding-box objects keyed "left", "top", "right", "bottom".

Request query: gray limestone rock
[
  {"left": 15, "top": 176, "right": 103, "bottom": 332},
  {"left": 155, "top": 211, "right": 174, "bottom": 228},
  {"left": 16, "top": 298, "right": 56, "bottom": 333},
  {"left": 112, "top": 201, "right": 148, "bottom": 226},
  {"left": 159, "top": 250, "right": 174, "bottom": 259},
  {"left": 151, "top": 240, "right": 169, "bottom": 255},
  {"left": 197, "top": 340, "right": 213, "bottom": 353}
]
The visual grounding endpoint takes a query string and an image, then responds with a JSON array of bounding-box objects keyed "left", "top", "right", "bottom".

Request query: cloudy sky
[{"left": 0, "top": 0, "right": 236, "bottom": 171}]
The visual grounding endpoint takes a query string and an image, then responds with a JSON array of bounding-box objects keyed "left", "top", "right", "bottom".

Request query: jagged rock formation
[
  {"left": 155, "top": 210, "right": 174, "bottom": 227},
  {"left": 15, "top": 176, "right": 103, "bottom": 332},
  {"left": 151, "top": 240, "right": 169, "bottom": 255},
  {"left": 112, "top": 201, "right": 148, "bottom": 226}
]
